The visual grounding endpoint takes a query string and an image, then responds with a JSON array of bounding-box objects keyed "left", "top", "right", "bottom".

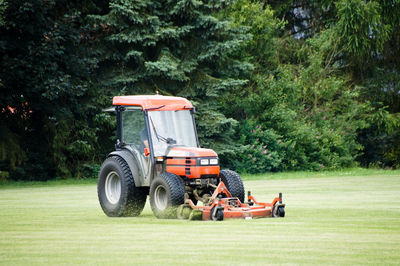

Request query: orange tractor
[{"left": 98, "top": 95, "right": 285, "bottom": 220}]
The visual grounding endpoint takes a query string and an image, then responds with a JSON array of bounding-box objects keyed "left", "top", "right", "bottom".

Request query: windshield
[{"left": 148, "top": 110, "right": 197, "bottom": 156}]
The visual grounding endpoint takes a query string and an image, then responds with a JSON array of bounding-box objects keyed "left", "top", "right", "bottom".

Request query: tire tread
[
  {"left": 113, "top": 156, "right": 147, "bottom": 217},
  {"left": 97, "top": 156, "right": 146, "bottom": 217},
  {"left": 219, "top": 169, "right": 245, "bottom": 202},
  {"left": 150, "top": 172, "right": 185, "bottom": 218}
]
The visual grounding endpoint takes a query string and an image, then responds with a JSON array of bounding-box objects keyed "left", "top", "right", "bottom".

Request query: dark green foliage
[
  {"left": 0, "top": 0, "right": 103, "bottom": 180},
  {"left": 220, "top": 0, "right": 395, "bottom": 172},
  {"left": 336, "top": 0, "right": 388, "bottom": 59},
  {"left": 358, "top": 108, "right": 400, "bottom": 168},
  {"left": 88, "top": 0, "right": 250, "bottom": 157},
  {"left": 234, "top": 121, "right": 282, "bottom": 173},
  {"left": 1, "top": 0, "right": 399, "bottom": 180}
]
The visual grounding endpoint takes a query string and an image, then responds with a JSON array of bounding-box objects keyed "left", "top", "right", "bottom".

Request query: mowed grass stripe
[{"left": 1, "top": 173, "right": 399, "bottom": 265}]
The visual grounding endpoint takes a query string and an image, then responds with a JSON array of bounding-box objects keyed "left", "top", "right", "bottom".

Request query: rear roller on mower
[{"left": 177, "top": 182, "right": 285, "bottom": 221}]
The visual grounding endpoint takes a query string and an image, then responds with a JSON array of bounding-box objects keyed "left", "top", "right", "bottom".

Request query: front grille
[{"left": 200, "top": 174, "right": 219, "bottom": 179}]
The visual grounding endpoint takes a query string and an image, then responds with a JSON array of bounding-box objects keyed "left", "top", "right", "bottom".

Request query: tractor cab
[{"left": 112, "top": 95, "right": 219, "bottom": 185}]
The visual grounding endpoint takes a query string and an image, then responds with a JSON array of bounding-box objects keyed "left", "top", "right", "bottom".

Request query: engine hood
[{"left": 167, "top": 146, "right": 218, "bottom": 158}]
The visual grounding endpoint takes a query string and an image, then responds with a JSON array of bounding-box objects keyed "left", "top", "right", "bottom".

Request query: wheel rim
[
  {"left": 105, "top": 171, "right": 121, "bottom": 204},
  {"left": 154, "top": 185, "right": 168, "bottom": 210}
]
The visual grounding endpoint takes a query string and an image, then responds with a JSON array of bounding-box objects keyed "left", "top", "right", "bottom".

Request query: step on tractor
[{"left": 98, "top": 95, "right": 285, "bottom": 220}]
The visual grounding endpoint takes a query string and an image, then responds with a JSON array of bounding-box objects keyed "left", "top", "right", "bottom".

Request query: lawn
[{"left": 1, "top": 169, "right": 399, "bottom": 265}]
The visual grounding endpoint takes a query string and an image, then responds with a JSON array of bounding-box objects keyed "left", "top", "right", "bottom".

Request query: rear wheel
[
  {"left": 219, "top": 170, "right": 245, "bottom": 202},
  {"left": 150, "top": 172, "right": 185, "bottom": 219},
  {"left": 98, "top": 156, "right": 147, "bottom": 217}
]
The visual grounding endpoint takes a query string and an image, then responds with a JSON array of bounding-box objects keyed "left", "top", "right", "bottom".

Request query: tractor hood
[{"left": 167, "top": 146, "right": 218, "bottom": 158}]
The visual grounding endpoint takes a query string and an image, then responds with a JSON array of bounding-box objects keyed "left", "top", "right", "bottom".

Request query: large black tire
[
  {"left": 219, "top": 169, "right": 245, "bottom": 202},
  {"left": 98, "top": 156, "right": 147, "bottom": 217},
  {"left": 150, "top": 172, "right": 185, "bottom": 219}
]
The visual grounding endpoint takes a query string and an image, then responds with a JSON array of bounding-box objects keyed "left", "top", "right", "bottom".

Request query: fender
[{"left": 108, "top": 149, "right": 147, "bottom": 187}]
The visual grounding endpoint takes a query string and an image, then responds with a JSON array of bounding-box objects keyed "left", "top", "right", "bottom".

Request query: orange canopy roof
[{"left": 112, "top": 95, "right": 193, "bottom": 111}]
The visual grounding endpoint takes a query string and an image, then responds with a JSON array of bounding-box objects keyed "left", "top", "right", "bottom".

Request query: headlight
[
  {"left": 209, "top": 158, "right": 218, "bottom": 165},
  {"left": 199, "top": 159, "right": 209, "bottom": 165}
]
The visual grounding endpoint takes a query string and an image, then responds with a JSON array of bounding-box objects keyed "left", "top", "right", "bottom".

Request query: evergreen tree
[
  {"left": 0, "top": 0, "right": 98, "bottom": 180},
  {"left": 89, "top": 0, "right": 251, "bottom": 161}
]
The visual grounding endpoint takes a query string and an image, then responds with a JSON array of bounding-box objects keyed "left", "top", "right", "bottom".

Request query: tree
[
  {"left": 0, "top": 0, "right": 98, "bottom": 180},
  {"left": 88, "top": 0, "right": 251, "bottom": 162},
  {"left": 218, "top": 0, "right": 376, "bottom": 172}
]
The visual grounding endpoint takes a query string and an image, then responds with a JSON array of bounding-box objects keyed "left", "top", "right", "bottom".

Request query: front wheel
[{"left": 150, "top": 172, "right": 185, "bottom": 219}]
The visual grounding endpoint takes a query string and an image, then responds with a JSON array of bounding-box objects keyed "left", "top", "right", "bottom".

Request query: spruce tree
[{"left": 89, "top": 0, "right": 251, "bottom": 160}]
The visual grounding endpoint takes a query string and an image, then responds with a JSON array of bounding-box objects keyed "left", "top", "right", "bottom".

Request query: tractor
[{"left": 98, "top": 95, "right": 285, "bottom": 220}]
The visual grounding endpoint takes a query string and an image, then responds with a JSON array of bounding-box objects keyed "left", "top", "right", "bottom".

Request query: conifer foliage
[{"left": 89, "top": 0, "right": 250, "bottom": 157}]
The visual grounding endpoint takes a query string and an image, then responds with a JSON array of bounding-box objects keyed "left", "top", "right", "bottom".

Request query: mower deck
[{"left": 178, "top": 182, "right": 285, "bottom": 221}]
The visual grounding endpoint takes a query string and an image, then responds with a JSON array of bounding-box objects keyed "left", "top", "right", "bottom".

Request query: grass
[
  {"left": 0, "top": 169, "right": 399, "bottom": 265},
  {"left": 241, "top": 167, "right": 400, "bottom": 180}
]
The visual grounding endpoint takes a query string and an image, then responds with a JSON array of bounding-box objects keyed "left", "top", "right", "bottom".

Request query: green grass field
[{"left": 1, "top": 169, "right": 400, "bottom": 265}]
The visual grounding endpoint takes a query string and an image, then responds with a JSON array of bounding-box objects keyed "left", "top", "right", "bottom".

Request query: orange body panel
[
  {"left": 166, "top": 158, "right": 197, "bottom": 166},
  {"left": 166, "top": 165, "right": 220, "bottom": 179},
  {"left": 167, "top": 147, "right": 218, "bottom": 157},
  {"left": 165, "top": 147, "right": 219, "bottom": 179},
  {"left": 113, "top": 95, "right": 193, "bottom": 111},
  {"left": 201, "top": 205, "right": 272, "bottom": 220}
]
